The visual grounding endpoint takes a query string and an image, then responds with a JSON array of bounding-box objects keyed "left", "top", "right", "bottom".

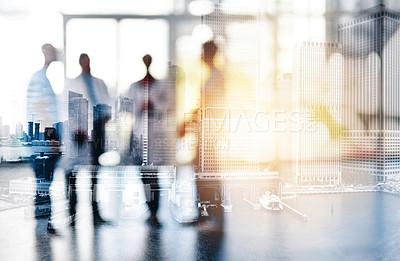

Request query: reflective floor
[{"left": 1, "top": 165, "right": 400, "bottom": 260}]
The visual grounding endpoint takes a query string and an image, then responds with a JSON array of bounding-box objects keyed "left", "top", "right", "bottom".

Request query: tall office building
[
  {"left": 152, "top": 65, "right": 181, "bottom": 166},
  {"left": 68, "top": 91, "right": 89, "bottom": 157},
  {"left": 293, "top": 42, "right": 342, "bottom": 185},
  {"left": 68, "top": 91, "right": 89, "bottom": 138},
  {"left": 338, "top": 4, "right": 400, "bottom": 184},
  {"left": 93, "top": 104, "right": 112, "bottom": 159},
  {"left": 93, "top": 104, "right": 111, "bottom": 130},
  {"left": 115, "top": 96, "right": 133, "bottom": 114},
  {"left": 28, "top": 121, "right": 33, "bottom": 141},
  {"left": 199, "top": 108, "right": 260, "bottom": 173},
  {"left": 34, "top": 123, "right": 40, "bottom": 140},
  {"left": 198, "top": 7, "right": 260, "bottom": 173},
  {"left": 105, "top": 97, "right": 134, "bottom": 159},
  {"left": 3, "top": 125, "right": 10, "bottom": 138},
  {"left": 15, "top": 123, "right": 23, "bottom": 138},
  {"left": 271, "top": 74, "right": 294, "bottom": 182},
  {"left": 53, "top": 122, "right": 63, "bottom": 142}
]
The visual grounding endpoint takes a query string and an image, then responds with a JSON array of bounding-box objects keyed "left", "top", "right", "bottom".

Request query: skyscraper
[
  {"left": 105, "top": 97, "right": 134, "bottom": 160},
  {"left": 93, "top": 104, "right": 111, "bottom": 163},
  {"left": 3, "top": 125, "right": 10, "bottom": 139},
  {"left": 53, "top": 122, "right": 63, "bottom": 142},
  {"left": 68, "top": 91, "right": 89, "bottom": 138},
  {"left": 152, "top": 65, "right": 181, "bottom": 166},
  {"left": 338, "top": 4, "right": 400, "bottom": 184},
  {"left": 272, "top": 74, "right": 294, "bottom": 182},
  {"left": 28, "top": 121, "right": 33, "bottom": 141},
  {"left": 293, "top": 42, "right": 342, "bottom": 185},
  {"left": 34, "top": 122, "right": 40, "bottom": 141},
  {"left": 67, "top": 91, "right": 89, "bottom": 158},
  {"left": 15, "top": 123, "right": 23, "bottom": 138},
  {"left": 93, "top": 104, "right": 111, "bottom": 131},
  {"left": 115, "top": 96, "right": 133, "bottom": 114},
  {"left": 198, "top": 7, "right": 260, "bottom": 174}
]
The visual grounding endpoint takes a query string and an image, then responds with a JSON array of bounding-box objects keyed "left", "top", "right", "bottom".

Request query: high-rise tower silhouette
[
  {"left": 293, "top": 42, "right": 342, "bottom": 185},
  {"left": 339, "top": 4, "right": 400, "bottom": 184}
]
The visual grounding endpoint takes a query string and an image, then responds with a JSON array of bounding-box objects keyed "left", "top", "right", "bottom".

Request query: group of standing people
[{"left": 27, "top": 40, "right": 224, "bottom": 231}]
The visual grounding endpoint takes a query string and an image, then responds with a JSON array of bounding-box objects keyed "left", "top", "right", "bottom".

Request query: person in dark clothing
[
  {"left": 65, "top": 53, "right": 111, "bottom": 225},
  {"left": 128, "top": 55, "right": 161, "bottom": 226}
]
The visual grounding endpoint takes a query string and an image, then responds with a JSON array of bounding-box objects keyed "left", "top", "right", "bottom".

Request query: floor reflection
[
  {"left": 196, "top": 228, "right": 224, "bottom": 260},
  {"left": 35, "top": 219, "right": 54, "bottom": 261},
  {"left": 3, "top": 164, "right": 400, "bottom": 260},
  {"left": 143, "top": 226, "right": 162, "bottom": 260}
]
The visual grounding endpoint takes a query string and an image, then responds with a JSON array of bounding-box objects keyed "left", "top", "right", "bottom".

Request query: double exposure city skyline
[{"left": 1, "top": 1, "right": 400, "bottom": 260}]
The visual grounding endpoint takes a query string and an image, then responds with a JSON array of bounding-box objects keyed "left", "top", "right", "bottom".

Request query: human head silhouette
[
  {"left": 202, "top": 40, "right": 218, "bottom": 68},
  {"left": 143, "top": 54, "right": 152, "bottom": 71},
  {"left": 42, "top": 43, "right": 57, "bottom": 67},
  {"left": 79, "top": 53, "right": 91, "bottom": 75}
]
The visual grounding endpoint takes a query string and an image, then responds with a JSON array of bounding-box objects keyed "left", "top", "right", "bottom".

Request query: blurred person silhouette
[
  {"left": 128, "top": 54, "right": 162, "bottom": 226},
  {"left": 180, "top": 40, "right": 225, "bottom": 229},
  {"left": 26, "top": 43, "right": 62, "bottom": 233},
  {"left": 200, "top": 40, "right": 225, "bottom": 227},
  {"left": 64, "top": 53, "right": 111, "bottom": 225},
  {"left": 66, "top": 53, "right": 111, "bottom": 127},
  {"left": 202, "top": 41, "right": 225, "bottom": 102}
]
